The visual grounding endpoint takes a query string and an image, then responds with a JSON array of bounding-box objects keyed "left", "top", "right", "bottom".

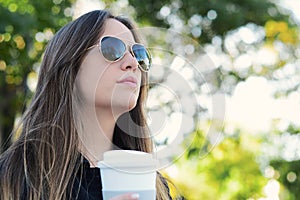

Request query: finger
[{"left": 109, "top": 193, "right": 140, "bottom": 200}]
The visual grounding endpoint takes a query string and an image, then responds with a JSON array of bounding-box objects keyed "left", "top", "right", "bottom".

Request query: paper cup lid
[{"left": 98, "top": 150, "right": 158, "bottom": 168}]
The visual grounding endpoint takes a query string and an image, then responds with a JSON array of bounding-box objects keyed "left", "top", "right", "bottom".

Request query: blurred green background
[{"left": 1, "top": 0, "right": 300, "bottom": 199}]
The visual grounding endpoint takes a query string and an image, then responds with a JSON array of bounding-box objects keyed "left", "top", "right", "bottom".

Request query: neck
[{"left": 78, "top": 106, "right": 120, "bottom": 167}]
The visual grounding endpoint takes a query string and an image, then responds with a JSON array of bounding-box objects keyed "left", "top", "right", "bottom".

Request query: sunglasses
[{"left": 87, "top": 36, "right": 152, "bottom": 72}]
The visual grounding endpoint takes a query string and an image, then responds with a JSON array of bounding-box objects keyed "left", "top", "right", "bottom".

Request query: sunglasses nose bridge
[
  {"left": 128, "top": 46, "right": 135, "bottom": 58},
  {"left": 124, "top": 44, "right": 134, "bottom": 58}
]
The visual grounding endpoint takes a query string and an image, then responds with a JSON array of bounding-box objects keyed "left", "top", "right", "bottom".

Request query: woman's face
[{"left": 76, "top": 18, "right": 142, "bottom": 116}]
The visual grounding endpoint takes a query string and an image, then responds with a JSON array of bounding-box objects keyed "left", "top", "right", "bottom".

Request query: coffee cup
[{"left": 98, "top": 150, "right": 158, "bottom": 200}]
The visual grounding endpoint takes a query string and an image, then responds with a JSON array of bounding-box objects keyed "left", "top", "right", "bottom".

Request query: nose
[{"left": 120, "top": 51, "right": 139, "bottom": 72}]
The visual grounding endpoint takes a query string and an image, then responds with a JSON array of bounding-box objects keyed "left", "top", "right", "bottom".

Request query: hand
[{"left": 109, "top": 193, "right": 140, "bottom": 200}]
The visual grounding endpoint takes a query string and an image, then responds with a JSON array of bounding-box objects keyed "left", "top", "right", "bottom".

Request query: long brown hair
[{"left": 0, "top": 10, "right": 169, "bottom": 200}]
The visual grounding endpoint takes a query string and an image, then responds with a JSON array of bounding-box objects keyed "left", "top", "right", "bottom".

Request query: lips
[{"left": 117, "top": 76, "right": 138, "bottom": 87}]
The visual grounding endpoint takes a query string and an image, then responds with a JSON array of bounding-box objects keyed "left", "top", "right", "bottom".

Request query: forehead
[{"left": 102, "top": 18, "right": 135, "bottom": 43}]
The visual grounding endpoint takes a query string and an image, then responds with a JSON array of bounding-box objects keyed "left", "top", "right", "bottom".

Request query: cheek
[
  {"left": 76, "top": 55, "right": 108, "bottom": 104},
  {"left": 94, "top": 70, "right": 114, "bottom": 103}
]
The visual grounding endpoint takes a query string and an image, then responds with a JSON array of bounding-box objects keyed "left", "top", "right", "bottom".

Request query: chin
[
  {"left": 120, "top": 97, "right": 138, "bottom": 112},
  {"left": 110, "top": 96, "right": 138, "bottom": 117},
  {"left": 119, "top": 92, "right": 138, "bottom": 110}
]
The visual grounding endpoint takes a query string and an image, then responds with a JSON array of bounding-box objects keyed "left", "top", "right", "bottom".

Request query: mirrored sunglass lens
[
  {"left": 132, "top": 44, "right": 151, "bottom": 71},
  {"left": 101, "top": 37, "right": 126, "bottom": 61}
]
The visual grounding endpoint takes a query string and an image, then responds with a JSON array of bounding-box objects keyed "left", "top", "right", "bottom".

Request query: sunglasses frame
[{"left": 87, "top": 35, "right": 151, "bottom": 72}]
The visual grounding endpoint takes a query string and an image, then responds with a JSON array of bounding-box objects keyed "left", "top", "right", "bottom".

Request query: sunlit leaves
[
  {"left": 167, "top": 129, "right": 267, "bottom": 199},
  {"left": 13, "top": 35, "right": 25, "bottom": 49},
  {"left": 0, "top": 0, "right": 35, "bottom": 15},
  {"left": 265, "top": 20, "right": 299, "bottom": 44}
]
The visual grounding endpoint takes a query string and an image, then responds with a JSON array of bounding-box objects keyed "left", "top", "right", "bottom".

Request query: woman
[{"left": 0, "top": 10, "right": 171, "bottom": 200}]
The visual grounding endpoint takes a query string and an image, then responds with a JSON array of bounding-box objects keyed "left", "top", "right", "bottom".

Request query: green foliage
[
  {"left": 169, "top": 130, "right": 267, "bottom": 199},
  {"left": 0, "top": 0, "right": 73, "bottom": 151},
  {"left": 129, "top": 0, "right": 290, "bottom": 43},
  {"left": 270, "top": 160, "right": 300, "bottom": 200}
]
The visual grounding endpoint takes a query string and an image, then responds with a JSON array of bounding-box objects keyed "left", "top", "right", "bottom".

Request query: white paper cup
[{"left": 98, "top": 150, "right": 158, "bottom": 200}]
